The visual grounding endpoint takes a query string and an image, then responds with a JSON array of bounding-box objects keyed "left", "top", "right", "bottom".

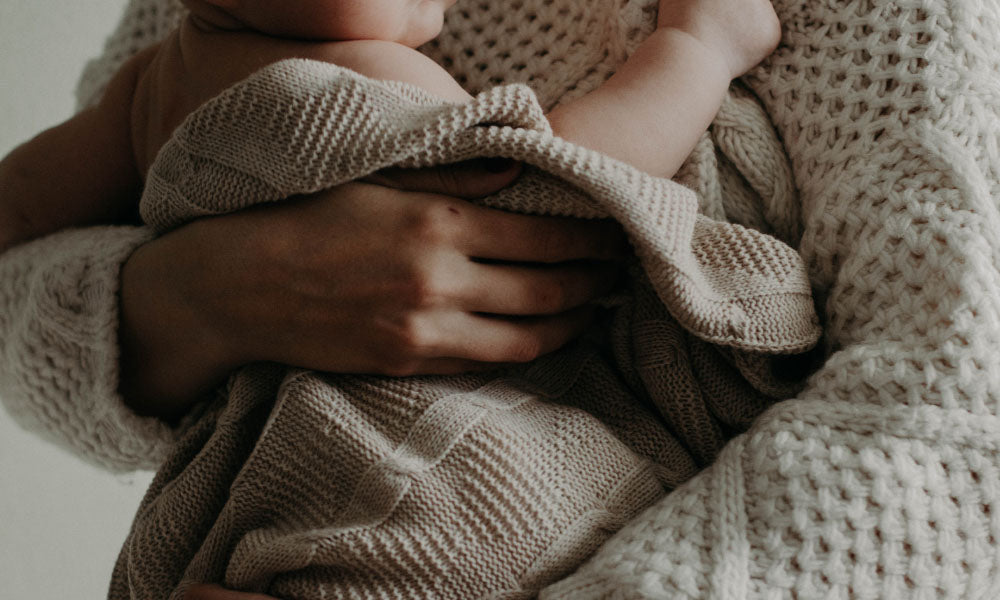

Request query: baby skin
[{"left": 0, "top": 0, "right": 780, "bottom": 253}]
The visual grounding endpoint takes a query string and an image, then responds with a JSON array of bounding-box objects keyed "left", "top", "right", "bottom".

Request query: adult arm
[
  {"left": 120, "top": 164, "right": 627, "bottom": 420},
  {"left": 0, "top": 159, "right": 624, "bottom": 470},
  {"left": 0, "top": 160, "right": 624, "bottom": 466},
  {"left": 544, "top": 0, "right": 1000, "bottom": 597}
]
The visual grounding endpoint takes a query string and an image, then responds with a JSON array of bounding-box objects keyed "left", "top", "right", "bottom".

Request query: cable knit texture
[
  {"left": 2, "top": 0, "right": 996, "bottom": 597},
  {"left": 0, "top": 3, "right": 191, "bottom": 474}
]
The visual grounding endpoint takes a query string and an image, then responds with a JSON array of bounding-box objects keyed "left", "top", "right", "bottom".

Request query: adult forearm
[{"left": 118, "top": 219, "right": 243, "bottom": 421}]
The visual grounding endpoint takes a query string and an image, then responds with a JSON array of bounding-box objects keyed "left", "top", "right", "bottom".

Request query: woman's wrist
[{"left": 118, "top": 220, "right": 241, "bottom": 421}]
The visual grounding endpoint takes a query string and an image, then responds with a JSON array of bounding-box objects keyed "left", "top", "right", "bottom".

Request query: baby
[{"left": 0, "top": 0, "right": 779, "bottom": 251}]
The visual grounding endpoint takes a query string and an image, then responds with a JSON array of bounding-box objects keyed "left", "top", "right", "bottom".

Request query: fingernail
[{"left": 484, "top": 157, "right": 516, "bottom": 173}]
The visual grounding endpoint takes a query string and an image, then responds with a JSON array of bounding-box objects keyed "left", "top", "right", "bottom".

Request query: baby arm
[
  {"left": 547, "top": 0, "right": 781, "bottom": 179},
  {"left": 0, "top": 50, "right": 148, "bottom": 252}
]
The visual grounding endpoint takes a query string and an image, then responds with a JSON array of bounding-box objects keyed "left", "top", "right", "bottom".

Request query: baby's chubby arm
[
  {"left": 0, "top": 48, "right": 154, "bottom": 253},
  {"left": 320, "top": 7, "right": 779, "bottom": 181},
  {"left": 547, "top": 0, "right": 781, "bottom": 179}
]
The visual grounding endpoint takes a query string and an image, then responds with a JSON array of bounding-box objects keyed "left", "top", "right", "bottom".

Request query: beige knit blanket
[{"left": 110, "top": 48, "right": 819, "bottom": 597}]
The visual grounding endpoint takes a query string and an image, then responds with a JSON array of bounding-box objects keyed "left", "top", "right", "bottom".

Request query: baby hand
[{"left": 657, "top": 0, "right": 781, "bottom": 79}]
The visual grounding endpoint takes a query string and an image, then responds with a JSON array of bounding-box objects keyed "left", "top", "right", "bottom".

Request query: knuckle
[
  {"left": 383, "top": 314, "right": 438, "bottom": 361},
  {"left": 396, "top": 265, "right": 446, "bottom": 309},
  {"left": 530, "top": 279, "right": 569, "bottom": 313},
  {"left": 402, "top": 201, "right": 461, "bottom": 246}
]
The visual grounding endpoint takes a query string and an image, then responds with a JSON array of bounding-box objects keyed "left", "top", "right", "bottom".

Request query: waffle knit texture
[{"left": 1, "top": 0, "right": 997, "bottom": 598}]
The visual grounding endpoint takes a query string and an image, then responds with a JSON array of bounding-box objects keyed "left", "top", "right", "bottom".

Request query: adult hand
[{"left": 119, "top": 160, "right": 627, "bottom": 419}]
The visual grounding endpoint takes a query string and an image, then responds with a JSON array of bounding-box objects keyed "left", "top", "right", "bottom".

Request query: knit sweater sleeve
[{"left": 0, "top": 226, "right": 191, "bottom": 471}]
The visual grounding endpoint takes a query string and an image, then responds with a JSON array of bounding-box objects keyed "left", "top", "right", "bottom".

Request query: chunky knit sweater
[{"left": 2, "top": 0, "right": 999, "bottom": 598}]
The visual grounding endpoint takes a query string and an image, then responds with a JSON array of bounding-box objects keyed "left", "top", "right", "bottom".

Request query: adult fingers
[
  {"left": 459, "top": 260, "right": 621, "bottom": 315},
  {"left": 433, "top": 306, "right": 598, "bottom": 364},
  {"left": 457, "top": 206, "right": 630, "bottom": 262},
  {"left": 368, "top": 167, "right": 630, "bottom": 263},
  {"left": 366, "top": 158, "right": 522, "bottom": 198}
]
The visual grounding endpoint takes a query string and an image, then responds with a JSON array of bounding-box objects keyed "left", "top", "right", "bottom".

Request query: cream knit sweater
[{"left": 2, "top": 0, "right": 999, "bottom": 598}]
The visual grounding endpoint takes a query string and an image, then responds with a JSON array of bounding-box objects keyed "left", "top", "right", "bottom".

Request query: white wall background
[{"left": 0, "top": 1, "right": 156, "bottom": 598}]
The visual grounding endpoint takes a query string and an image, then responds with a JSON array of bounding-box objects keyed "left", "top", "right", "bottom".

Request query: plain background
[{"left": 0, "top": 1, "right": 156, "bottom": 598}]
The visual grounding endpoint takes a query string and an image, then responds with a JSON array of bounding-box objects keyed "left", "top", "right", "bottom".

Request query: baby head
[{"left": 183, "top": 0, "right": 456, "bottom": 47}]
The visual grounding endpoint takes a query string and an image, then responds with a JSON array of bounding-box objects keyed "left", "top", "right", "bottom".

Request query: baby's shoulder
[
  {"left": 293, "top": 40, "right": 472, "bottom": 103},
  {"left": 174, "top": 19, "right": 475, "bottom": 107}
]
